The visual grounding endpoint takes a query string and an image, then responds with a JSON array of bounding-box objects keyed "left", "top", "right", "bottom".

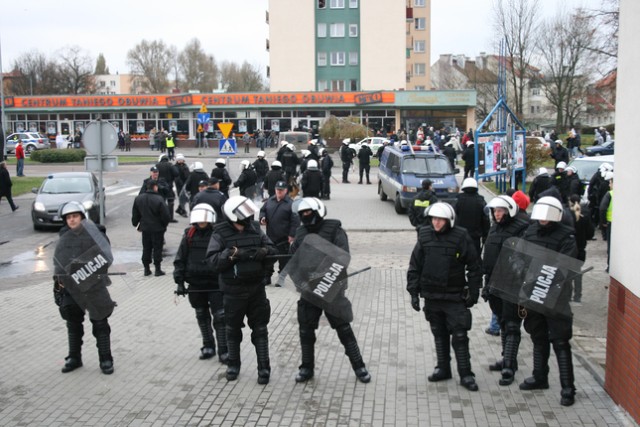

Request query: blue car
[{"left": 585, "top": 140, "right": 614, "bottom": 156}]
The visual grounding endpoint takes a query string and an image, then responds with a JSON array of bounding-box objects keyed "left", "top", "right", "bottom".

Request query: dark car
[
  {"left": 31, "top": 172, "right": 104, "bottom": 230},
  {"left": 585, "top": 140, "right": 614, "bottom": 156}
]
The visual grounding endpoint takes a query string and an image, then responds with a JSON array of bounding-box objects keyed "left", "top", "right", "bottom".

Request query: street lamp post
[{"left": 0, "top": 32, "right": 7, "bottom": 158}]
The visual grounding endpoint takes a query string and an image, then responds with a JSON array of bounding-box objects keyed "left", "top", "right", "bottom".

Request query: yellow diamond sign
[
  {"left": 199, "top": 103, "right": 208, "bottom": 113},
  {"left": 217, "top": 122, "right": 234, "bottom": 139}
]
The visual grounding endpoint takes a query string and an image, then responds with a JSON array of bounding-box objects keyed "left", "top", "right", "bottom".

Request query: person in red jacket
[{"left": 15, "top": 140, "right": 25, "bottom": 177}]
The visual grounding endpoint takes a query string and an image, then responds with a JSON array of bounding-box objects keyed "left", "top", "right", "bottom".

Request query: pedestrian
[
  {"left": 166, "top": 132, "right": 176, "bottom": 160},
  {"left": 131, "top": 179, "right": 171, "bottom": 276},
  {"left": 357, "top": 142, "right": 373, "bottom": 184},
  {"left": 243, "top": 132, "right": 252, "bottom": 153},
  {"left": 118, "top": 130, "right": 125, "bottom": 151},
  {"left": 159, "top": 129, "right": 167, "bottom": 153},
  {"left": 569, "top": 194, "right": 594, "bottom": 302},
  {"left": 192, "top": 177, "right": 227, "bottom": 222},
  {"left": 301, "top": 159, "right": 323, "bottom": 198},
  {"left": 253, "top": 151, "right": 269, "bottom": 197},
  {"left": 259, "top": 180, "right": 300, "bottom": 286},
  {"left": 482, "top": 195, "right": 529, "bottom": 385},
  {"left": 257, "top": 131, "right": 267, "bottom": 150},
  {"left": 173, "top": 204, "right": 228, "bottom": 363},
  {"left": 52, "top": 201, "right": 116, "bottom": 374},
  {"left": 407, "top": 179, "right": 438, "bottom": 230},
  {"left": 15, "top": 139, "right": 25, "bottom": 177},
  {"left": 184, "top": 162, "right": 209, "bottom": 205},
  {"left": 210, "top": 158, "right": 233, "bottom": 198},
  {"left": 551, "top": 140, "right": 569, "bottom": 167},
  {"left": 0, "top": 161, "right": 19, "bottom": 212},
  {"left": 149, "top": 127, "right": 157, "bottom": 151},
  {"left": 174, "top": 153, "right": 190, "bottom": 217},
  {"left": 339, "top": 139, "right": 356, "bottom": 183},
  {"left": 263, "top": 160, "right": 286, "bottom": 198},
  {"left": 599, "top": 172, "right": 614, "bottom": 272},
  {"left": 407, "top": 202, "right": 482, "bottom": 391},
  {"left": 454, "top": 178, "right": 490, "bottom": 257},
  {"left": 290, "top": 197, "right": 371, "bottom": 384},
  {"left": 462, "top": 141, "right": 475, "bottom": 179},
  {"left": 518, "top": 196, "right": 578, "bottom": 406},
  {"left": 319, "top": 148, "right": 334, "bottom": 200},
  {"left": 206, "top": 196, "right": 277, "bottom": 384},
  {"left": 124, "top": 133, "right": 132, "bottom": 152}
]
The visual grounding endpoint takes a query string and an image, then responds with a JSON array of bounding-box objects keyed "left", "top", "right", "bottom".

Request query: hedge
[{"left": 30, "top": 149, "right": 87, "bottom": 163}]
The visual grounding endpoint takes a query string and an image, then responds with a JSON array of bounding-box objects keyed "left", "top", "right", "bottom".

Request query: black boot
[
  {"left": 195, "top": 308, "right": 216, "bottom": 360},
  {"left": 252, "top": 326, "right": 270, "bottom": 385},
  {"left": 143, "top": 263, "right": 152, "bottom": 276},
  {"left": 154, "top": 263, "right": 165, "bottom": 276},
  {"left": 500, "top": 333, "right": 521, "bottom": 386},
  {"left": 62, "top": 321, "right": 83, "bottom": 373},
  {"left": 554, "top": 340, "right": 576, "bottom": 406},
  {"left": 452, "top": 330, "right": 478, "bottom": 391},
  {"left": 225, "top": 327, "right": 241, "bottom": 381},
  {"left": 489, "top": 330, "right": 507, "bottom": 371},
  {"left": 337, "top": 325, "right": 371, "bottom": 383},
  {"left": 296, "top": 330, "right": 316, "bottom": 383},
  {"left": 428, "top": 334, "right": 452, "bottom": 382},
  {"left": 213, "top": 310, "right": 228, "bottom": 364},
  {"left": 93, "top": 319, "right": 114, "bottom": 375},
  {"left": 519, "top": 341, "right": 550, "bottom": 390}
]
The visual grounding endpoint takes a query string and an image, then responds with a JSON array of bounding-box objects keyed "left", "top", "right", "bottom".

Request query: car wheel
[
  {"left": 33, "top": 222, "right": 43, "bottom": 231},
  {"left": 595, "top": 153, "right": 601, "bottom": 156},
  {"left": 394, "top": 195, "right": 406, "bottom": 214},
  {"left": 25, "top": 145, "right": 35, "bottom": 154},
  {"left": 379, "top": 182, "right": 387, "bottom": 201}
]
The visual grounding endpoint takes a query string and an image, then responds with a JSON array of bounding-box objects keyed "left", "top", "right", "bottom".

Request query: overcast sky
[{"left": 0, "top": 0, "right": 604, "bottom": 80}]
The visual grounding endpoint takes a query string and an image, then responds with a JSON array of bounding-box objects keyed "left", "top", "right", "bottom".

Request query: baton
[{"left": 346, "top": 266, "right": 371, "bottom": 277}]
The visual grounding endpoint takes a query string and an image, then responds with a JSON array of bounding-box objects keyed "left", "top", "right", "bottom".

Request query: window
[
  {"left": 532, "top": 88, "right": 540, "bottom": 96},
  {"left": 330, "top": 0, "right": 345, "bottom": 8},
  {"left": 317, "top": 23, "right": 327, "bottom": 37},
  {"left": 330, "top": 23, "right": 345, "bottom": 37},
  {"left": 318, "top": 80, "right": 328, "bottom": 91},
  {"left": 415, "top": 86, "right": 425, "bottom": 90},
  {"left": 413, "top": 63, "right": 426, "bottom": 76},
  {"left": 317, "top": 0, "right": 326, "bottom": 8},
  {"left": 318, "top": 52, "right": 327, "bottom": 66},
  {"left": 330, "top": 52, "right": 346, "bottom": 66},
  {"left": 415, "top": 18, "right": 425, "bottom": 30},
  {"left": 414, "top": 40, "right": 425, "bottom": 53},
  {"left": 349, "top": 24, "right": 358, "bottom": 37},
  {"left": 349, "top": 52, "right": 358, "bottom": 65},
  {"left": 414, "top": 0, "right": 425, "bottom": 6},
  {"left": 349, "top": 0, "right": 358, "bottom": 7},
  {"left": 349, "top": 79, "right": 358, "bottom": 91},
  {"left": 331, "top": 80, "right": 346, "bottom": 91},
  {"left": 531, "top": 106, "right": 535, "bottom": 114}
]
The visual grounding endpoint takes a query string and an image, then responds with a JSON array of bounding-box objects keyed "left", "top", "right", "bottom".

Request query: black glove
[
  {"left": 411, "top": 294, "right": 421, "bottom": 312},
  {"left": 463, "top": 286, "right": 479, "bottom": 308},
  {"left": 53, "top": 278, "right": 63, "bottom": 307},
  {"left": 481, "top": 285, "right": 490, "bottom": 302},
  {"left": 253, "top": 247, "right": 268, "bottom": 261},
  {"left": 175, "top": 281, "right": 187, "bottom": 296},
  {"left": 231, "top": 247, "right": 254, "bottom": 261}
]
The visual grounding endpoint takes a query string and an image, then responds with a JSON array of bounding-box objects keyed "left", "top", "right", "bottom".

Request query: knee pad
[
  {"left": 251, "top": 325, "right": 268, "bottom": 342},
  {"left": 91, "top": 318, "right": 111, "bottom": 336},
  {"left": 430, "top": 323, "right": 448, "bottom": 337},
  {"left": 336, "top": 324, "right": 355, "bottom": 345},
  {"left": 60, "top": 303, "right": 84, "bottom": 323},
  {"left": 299, "top": 329, "right": 316, "bottom": 345},
  {"left": 225, "top": 325, "right": 242, "bottom": 342},
  {"left": 451, "top": 330, "right": 468, "bottom": 347},
  {"left": 213, "top": 309, "right": 225, "bottom": 329},
  {"left": 552, "top": 339, "right": 571, "bottom": 353},
  {"left": 194, "top": 307, "right": 210, "bottom": 320},
  {"left": 504, "top": 321, "right": 522, "bottom": 336}
]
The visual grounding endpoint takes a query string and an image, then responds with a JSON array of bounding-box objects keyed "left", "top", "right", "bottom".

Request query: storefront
[{"left": 2, "top": 90, "right": 476, "bottom": 144}]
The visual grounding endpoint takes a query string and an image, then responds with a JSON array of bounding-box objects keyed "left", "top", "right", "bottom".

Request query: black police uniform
[
  {"left": 210, "top": 166, "right": 232, "bottom": 198},
  {"left": 408, "top": 189, "right": 438, "bottom": 229},
  {"left": 234, "top": 168, "right": 258, "bottom": 198},
  {"left": 132, "top": 187, "right": 171, "bottom": 275},
  {"left": 263, "top": 168, "right": 286, "bottom": 198},
  {"left": 339, "top": 144, "right": 355, "bottom": 183},
  {"left": 281, "top": 149, "right": 300, "bottom": 183},
  {"left": 529, "top": 173, "right": 554, "bottom": 203},
  {"left": 320, "top": 153, "right": 334, "bottom": 199},
  {"left": 454, "top": 188, "right": 490, "bottom": 257},
  {"left": 301, "top": 168, "right": 323, "bottom": 198},
  {"left": 357, "top": 144, "right": 373, "bottom": 184},
  {"left": 206, "top": 221, "right": 277, "bottom": 383},
  {"left": 407, "top": 222, "right": 482, "bottom": 390},
  {"left": 173, "top": 224, "right": 228, "bottom": 363},
  {"left": 184, "top": 169, "right": 209, "bottom": 203},
  {"left": 290, "top": 218, "right": 371, "bottom": 383},
  {"left": 259, "top": 193, "right": 300, "bottom": 281},
  {"left": 191, "top": 188, "right": 227, "bottom": 222},
  {"left": 156, "top": 158, "right": 178, "bottom": 220},
  {"left": 174, "top": 162, "right": 190, "bottom": 215},
  {"left": 519, "top": 220, "right": 578, "bottom": 406},
  {"left": 252, "top": 158, "right": 269, "bottom": 192}
]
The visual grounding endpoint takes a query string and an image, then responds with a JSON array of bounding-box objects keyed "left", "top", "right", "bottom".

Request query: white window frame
[
  {"left": 349, "top": 24, "right": 358, "bottom": 37},
  {"left": 330, "top": 23, "right": 345, "bottom": 37},
  {"left": 414, "top": 0, "right": 425, "bottom": 6},
  {"left": 318, "top": 52, "right": 328, "bottom": 66},
  {"left": 330, "top": 52, "right": 346, "bottom": 66},
  {"left": 415, "top": 18, "right": 426, "bottom": 30},
  {"left": 414, "top": 40, "right": 425, "bottom": 53},
  {"left": 349, "top": 52, "right": 358, "bottom": 66},
  {"left": 317, "top": 23, "right": 327, "bottom": 38},
  {"left": 413, "top": 63, "right": 426, "bottom": 76},
  {"left": 349, "top": 0, "right": 358, "bottom": 8},
  {"left": 318, "top": 80, "right": 328, "bottom": 91},
  {"left": 330, "top": 0, "right": 345, "bottom": 8},
  {"left": 331, "top": 80, "right": 346, "bottom": 91}
]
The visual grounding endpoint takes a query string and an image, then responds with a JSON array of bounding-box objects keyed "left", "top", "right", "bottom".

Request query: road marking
[{"left": 105, "top": 185, "right": 140, "bottom": 196}]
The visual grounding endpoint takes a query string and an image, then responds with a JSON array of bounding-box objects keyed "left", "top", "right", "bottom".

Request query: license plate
[{"left": 53, "top": 215, "right": 61, "bottom": 221}]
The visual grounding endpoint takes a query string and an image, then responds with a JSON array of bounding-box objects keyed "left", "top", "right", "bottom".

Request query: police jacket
[
  {"left": 454, "top": 190, "right": 490, "bottom": 241},
  {"left": 407, "top": 224, "right": 482, "bottom": 300},
  {"left": 357, "top": 145, "right": 373, "bottom": 165},
  {"left": 340, "top": 145, "right": 355, "bottom": 163},
  {"left": 156, "top": 159, "right": 178, "bottom": 188},
  {"left": 206, "top": 221, "right": 277, "bottom": 292},
  {"left": 291, "top": 219, "right": 347, "bottom": 253},
  {"left": 173, "top": 225, "right": 218, "bottom": 288},
  {"left": 281, "top": 150, "right": 300, "bottom": 175},
  {"left": 462, "top": 146, "right": 475, "bottom": 165},
  {"left": 408, "top": 189, "right": 438, "bottom": 228},
  {"left": 443, "top": 146, "right": 457, "bottom": 167},
  {"left": 523, "top": 221, "right": 577, "bottom": 258},
  {"left": 191, "top": 188, "right": 227, "bottom": 221},
  {"left": 483, "top": 215, "right": 529, "bottom": 278},
  {"left": 234, "top": 168, "right": 258, "bottom": 196},
  {"left": 131, "top": 190, "right": 170, "bottom": 232},
  {"left": 174, "top": 163, "right": 190, "bottom": 190},
  {"left": 184, "top": 170, "right": 209, "bottom": 197},
  {"left": 140, "top": 176, "right": 172, "bottom": 199},
  {"left": 211, "top": 167, "right": 232, "bottom": 196},
  {"left": 252, "top": 158, "right": 269, "bottom": 180},
  {"left": 320, "top": 155, "right": 334, "bottom": 176},
  {"left": 588, "top": 173, "right": 605, "bottom": 207},
  {"left": 551, "top": 146, "right": 569, "bottom": 165},
  {"left": 259, "top": 195, "right": 300, "bottom": 244},
  {"left": 301, "top": 169, "right": 323, "bottom": 197},
  {"left": 529, "top": 174, "right": 554, "bottom": 202},
  {"left": 263, "top": 169, "right": 286, "bottom": 197}
]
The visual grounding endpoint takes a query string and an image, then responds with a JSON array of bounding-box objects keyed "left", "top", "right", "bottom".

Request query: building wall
[
  {"left": 406, "top": 0, "right": 431, "bottom": 90},
  {"left": 604, "top": 0, "right": 640, "bottom": 424},
  {"left": 268, "top": 0, "right": 315, "bottom": 91}
]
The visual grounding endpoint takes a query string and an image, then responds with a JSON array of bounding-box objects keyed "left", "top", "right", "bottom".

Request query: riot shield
[
  {"left": 488, "top": 237, "right": 585, "bottom": 319},
  {"left": 53, "top": 220, "right": 117, "bottom": 320},
  {"left": 281, "top": 233, "right": 354, "bottom": 322}
]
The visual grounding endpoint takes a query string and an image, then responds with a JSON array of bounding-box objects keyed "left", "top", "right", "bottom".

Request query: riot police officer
[
  {"left": 206, "top": 196, "right": 277, "bottom": 384},
  {"left": 263, "top": 160, "right": 286, "bottom": 198},
  {"left": 407, "top": 202, "right": 482, "bottom": 391},
  {"left": 519, "top": 196, "right": 578, "bottom": 406},
  {"left": 211, "top": 158, "right": 233, "bottom": 198},
  {"left": 290, "top": 197, "right": 371, "bottom": 384},
  {"left": 234, "top": 160, "right": 258, "bottom": 199},
  {"left": 454, "top": 178, "right": 490, "bottom": 257},
  {"left": 300, "top": 160, "right": 323, "bottom": 198},
  {"left": 407, "top": 179, "right": 438, "bottom": 230},
  {"left": 173, "top": 204, "right": 228, "bottom": 363},
  {"left": 53, "top": 202, "right": 116, "bottom": 375},
  {"left": 483, "top": 195, "right": 530, "bottom": 386}
]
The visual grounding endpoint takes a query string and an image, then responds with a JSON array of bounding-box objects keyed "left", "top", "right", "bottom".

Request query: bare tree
[
  {"left": 584, "top": 0, "right": 619, "bottom": 75},
  {"left": 9, "top": 51, "right": 60, "bottom": 95},
  {"left": 219, "top": 61, "right": 266, "bottom": 92},
  {"left": 493, "top": 0, "right": 542, "bottom": 119},
  {"left": 126, "top": 40, "right": 175, "bottom": 93},
  {"left": 56, "top": 46, "right": 95, "bottom": 94},
  {"left": 178, "top": 38, "right": 218, "bottom": 93}
]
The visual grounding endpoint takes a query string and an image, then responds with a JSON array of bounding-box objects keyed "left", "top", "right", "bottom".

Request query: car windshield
[
  {"left": 402, "top": 157, "right": 452, "bottom": 175},
  {"left": 569, "top": 160, "right": 612, "bottom": 182},
  {"left": 41, "top": 177, "right": 92, "bottom": 194}
]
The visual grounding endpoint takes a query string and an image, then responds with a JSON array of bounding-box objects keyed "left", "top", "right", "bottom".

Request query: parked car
[
  {"left": 378, "top": 145, "right": 460, "bottom": 214},
  {"left": 5, "top": 132, "right": 51, "bottom": 154},
  {"left": 31, "top": 172, "right": 104, "bottom": 230},
  {"left": 278, "top": 131, "right": 312, "bottom": 146},
  {"left": 568, "top": 155, "right": 614, "bottom": 203},
  {"left": 349, "top": 137, "right": 390, "bottom": 157},
  {"left": 585, "top": 140, "right": 614, "bottom": 156}
]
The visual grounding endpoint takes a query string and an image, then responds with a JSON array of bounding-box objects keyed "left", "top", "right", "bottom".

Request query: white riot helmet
[
  {"left": 530, "top": 196, "right": 563, "bottom": 222},
  {"left": 307, "top": 159, "right": 318, "bottom": 170},
  {"left": 59, "top": 201, "right": 87, "bottom": 220},
  {"left": 538, "top": 167, "right": 549, "bottom": 176},
  {"left": 603, "top": 171, "right": 614, "bottom": 181},
  {"left": 158, "top": 153, "right": 168, "bottom": 162},
  {"left": 556, "top": 161, "right": 567, "bottom": 170},
  {"left": 287, "top": 143, "right": 296, "bottom": 151},
  {"left": 424, "top": 202, "right": 456, "bottom": 227},
  {"left": 280, "top": 140, "right": 289, "bottom": 147},
  {"left": 599, "top": 163, "right": 613, "bottom": 175},
  {"left": 193, "top": 161, "right": 204, "bottom": 171},
  {"left": 223, "top": 196, "right": 258, "bottom": 224},
  {"left": 318, "top": 148, "right": 326, "bottom": 156},
  {"left": 271, "top": 160, "right": 282, "bottom": 169},
  {"left": 175, "top": 153, "right": 185, "bottom": 162},
  {"left": 461, "top": 177, "right": 478, "bottom": 190},
  {"left": 487, "top": 195, "right": 518, "bottom": 218},
  {"left": 190, "top": 203, "right": 216, "bottom": 224},
  {"left": 296, "top": 197, "right": 327, "bottom": 226},
  {"left": 215, "top": 158, "right": 226, "bottom": 167},
  {"left": 466, "top": 141, "right": 475, "bottom": 146},
  {"left": 240, "top": 160, "right": 250, "bottom": 170},
  {"left": 301, "top": 149, "right": 311, "bottom": 158},
  {"left": 342, "top": 138, "right": 350, "bottom": 145},
  {"left": 257, "top": 150, "right": 265, "bottom": 158}
]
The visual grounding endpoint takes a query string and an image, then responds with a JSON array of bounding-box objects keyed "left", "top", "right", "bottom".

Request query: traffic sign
[
  {"left": 199, "top": 103, "right": 208, "bottom": 113},
  {"left": 219, "top": 138, "right": 237, "bottom": 156},
  {"left": 82, "top": 120, "right": 118, "bottom": 155},
  {"left": 217, "top": 122, "right": 234, "bottom": 138},
  {"left": 197, "top": 113, "right": 210, "bottom": 124}
]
